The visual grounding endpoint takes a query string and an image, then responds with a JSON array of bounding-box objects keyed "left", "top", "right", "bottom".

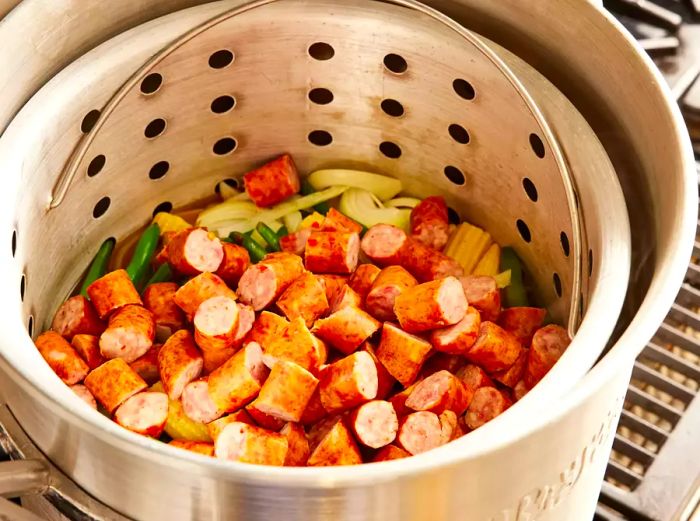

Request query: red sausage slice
[
  {"left": 376, "top": 323, "right": 432, "bottom": 387},
  {"left": 492, "top": 348, "right": 528, "bottom": 388},
  {"left": 51, "top": 295, "right": 105, "bottom": 339},
  {"left": 143, "top": 282, "right": 186, "bottom": 342},
  {"left": 71, "top": 334, "right": 105, "bottom": 370},
  {"left": 465, "top": 387, "right": 512, "bottom": 430},
  {"left": 321, "top": 208, "right": 363, "bottom": 233},
  {"left": 394, "top": 276, "right": 467, "bottom": 333},
  {"left": 84, "top": 359, "right": 148, "bottom": 414},
  {"left": 114, "top": 391, "right": 168, "bottom": 437},
  {"left": 498, "top": 307, "right": 546, "bottom": 346},
  {"left": 347, "top": 263, "right": 381, "bottom": 302},
  {"left": 157, "top": 330, "right": 203, "bottom": 400},
  {"left": 430, "top": 306, "right": 481, "bottom": 356},
  {"left": 459, "top": 275, "right": 501, "bottom": 322},
  {"left": 250, "top": 360, "right": 319, "bottom": 422},
  {"left": 276, "top": 272, "right": 329, "bottom": 327},
  {"left": 237, "top": 252, "right": 305, "bottom": 311},
  {"left": 360, "top": 224, "right": 407, "bottom": 266},
  {"left": 313, "top": 306, "right": 381, "bottom": 355},
  {"left": 405, "top": 370, "right": 470, "bottom": 415},
  {"left": 281, "top": 422, "right": 310, "bottom": 466},
  {"left": 525, "top": 324, "right": 570, "bottom": 388},
  {"left": 35, "top": 331, "right": 89, "bottom": 385},
  {"left": 70, "top": 384, "right": 97, "bottom": 409},
  {"left": 399, "top": 237, "right": 463, "bottom": 282},
  {"left": 182, "top": 379, "right": 223, "bottom": 424},
  {"left": 318, "top": 351, "right": 378, "bottom": 414},
  {"left": 87, "top": 269, "right": 142, "bottom": 319},
  {"left": 207, "top": 342, "right": 269, "bottom": 412},
  {"left": 99, "top": 304, "right": 155, "bottom": 363},
  {"left": 365, "top": 266, "right": 417, "bottom": 322},
  {"left": 129, "top": 344, "right": 161, "bottom": 385},
  {"left": 207, "top": 410, "right": 255, "bottom": 442},
  {"left": 360, "top": 342, "right": 396, "bottom": 400},
  {"left": 466, "top": 321, "right": 522, "bottom": 373},
  {"left": 167, "top": 228, "right": 224, "bottom": 276},
  {"left": 215, "top": 242, "right": 250, "bottom": 286},
  {"left": 169, "top": 440, "right": 215, "bottom": 457},
  {"left": 193, "top": 295, "right": 240, "bottom": 352},
  {"left": 305, "top": 231, "right": 360, "bottom": 275},
  {"left": 280, "top": 228, "right": 311, "bottom": 256},
  {"left": 372, "top": 444, "right": 410, "bottom": 462},
  {"left": 307, "top": 417, "right": 362, "bottom": 466},
  {"left": 396, "top": 411, "right": 444, "bottom": 455},
  {"left": 214, "top": 422, "right": 289, "bottom": 465},
  {"left": 348, "top": 400, "right": 398, "bottom": 449},
  {"left": 243, "top": 154, "right": 301, "bottom": 208},
  {"left": 410, "top": 196, "right": 450, "bottom": 250},
  {"left": 173, "top": 272, "right": 237, "bottom": 321}
]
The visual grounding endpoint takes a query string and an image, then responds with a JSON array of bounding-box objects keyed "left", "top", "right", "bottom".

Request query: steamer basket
[{"left": 0, "top": 0, "right": 633, "bottom": 520}]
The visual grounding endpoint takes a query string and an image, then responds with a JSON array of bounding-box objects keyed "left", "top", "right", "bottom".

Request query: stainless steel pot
[{"left": 0, "top": 1, "right": 694, "bottom": 520}]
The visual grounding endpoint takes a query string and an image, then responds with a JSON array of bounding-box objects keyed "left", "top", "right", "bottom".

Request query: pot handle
[
  {"left": 0, "top": 459, "right": 51, "bottom": 521},
  {"left": 0, "top": 496, "right": 47, "bottom": 521}
]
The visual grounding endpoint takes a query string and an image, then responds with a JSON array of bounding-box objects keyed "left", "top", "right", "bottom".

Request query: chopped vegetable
[
  {"left": 385, "top": 197, "right": 421, "bottom": 209},
  {"left": 230, "top": 232, "right": 267, "bottom": 263},
  {"left": 217, "top": 181, "right": 241, "bottom": 201},
  {"left": 126, "top": 223, "right": 161, "bottom": 290},
  {"left": 500, "top": 247, "right": 528, "bottom": 306},
  {"left": 300, "top": 179, "right": 331, "bottom": 215},
  {"left": 338, "top": 188, "right": 411, "bottom": 230},
  {"left": 444, "top": 222, "right": 493, "bottom": 274},
  {"left": 256, "top": 222, "right": 281, "bottom": 252},
  {"left": 299, "top": 212, "right": 325, "bottom": 230},
  {"left": 494, "top": 269, "right": 512, "bottom": 289},
  {"left": 145, "top": 263, "right": 172, "bottom": 287},
  {"left": 151, "top": 382, "right": 211, "bottom": 442},
  {"left": 277, "top": 226, "right": 288, "bottom": 238},
  {"left": 473, "top": 244, "right": 501, "bottom": 277},
  {"left": 152, "top": 212, "right": 190, "bottom": 235},
  {"left": 307, "top": 169, "right": 402, "bottom": 201},
  {"left": 283, "top": 211, "right": 302, "bottom": 233},
  {"left": 195, "top": 200, "right": 258, "bottom": 230},
  {"left": 79, "top": 238, "right": 116, "bottom": 297}
]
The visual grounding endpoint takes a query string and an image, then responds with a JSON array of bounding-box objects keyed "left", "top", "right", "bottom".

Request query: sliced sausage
[
  {"left": 394, "top": 276, "right": 467, "bottom": 333},
  {"left": 281, "top": 422, "right": 310, "bottom": 466},
  {"left": 405, "top": 370, "right": 470, "bottom": 415},
  {"left": 321, "top": 207, "right": 363, "bottom": 233},
  {"left": 143, "top": 282, "right": 186, "bottom": 342},
  {"left": 466, "top": 321, "right": 522, "bottom": 373},
  {"left": 492, "top": 348, "right": 528, "bottom": 388},
  {"left": 465, "top": 387, "right": 512, "bottom": 430},
  {"left": 35, "top": 331, "right": 89, "bottom": 385},
  {"left": 459, "top": 275, "right": 501, "bottom": 322},
  {"left": 280, "top": 228, "right": 311, "bottom": 256},
  {"left": 396, "top": 411, "right": 444, "bottom": 455},
  {"left": 114, "top": 391, "right": 169, "bottom": 437},
  {"left": 237, "top": 252, "right": 305, "bottom": 310},
  {"left": 207, "top": 342, "right": 269, "bottom": 412},
  {"left": 51, "top": 295, "right": 105, "bottom": 339},
  {"left": 207, "top": 410, "right": 255, "bottom": 442},
  {"left": 360, "top": 224, "right": 407, "bottom": 266},
  {"left": 167, "top": 228, "right": 224, "bottom": 276},
  {"left": 365, "top": 266, "right": 417, "bottom": 321},
  {"left": 182, "top": 379, "right": 223, "bottom": 424},
  {"left": 430, "top": 306, "right": 481, "bottom": 356},
  {"left": 305, "top": 231, "right": 360, "bottom": 275},
  {"left": 262, "top": 317, "right": 324, "bottom": 373},
  {"left": 456, "top": 364, "right": 494, "bottom": 391},
  {"left": 70, "top": 384, "right": 97, "bottom": 409},
  {"left": 313, "top": 306, "right": 381, "bottom": 355},
  {"left": 498, "top": 307, "right": 546, "bottom": 346},
  {"left": 316, "top": 274, "right": 348, "bottom": 305},
  {"left": 276, "top": 272, "right": 329, "bottom": 327},
  {"left": 307, "top": 417, "right": 362, "bottom": 466},
  {"left": 388, "top": 383, "right": 417, "bottom": 417},
  {"left": 329, "top": 284, "right": 362, "bottom": 313},
  {"left": 250, "top": 360, "right": 319, "bottom": 422},
  {"left": 360, "top": 342, "right": 396, "bottom": 400},
  {"left": 193, "top": 295, "right": 240, "bottom": 352},
  {"left": 173, "top": 272, "right": 237, "bottom": 321},
  {"left": 372, "top": 444, "right": 410, "bottom": 462},
  {"left": 319, "top": 351, "right": 378, "bottom": 414},
  {"left": 129, "top": 344, "right": 161, "bottom": 385},
  {"left": 300, "top": 366, "right": 330, "bottom": 425},
  {"left": 376, "top": 323, "right": 432, "bottom": 387},
  {"left": 246, "top": 311, "right": 289, "bottom": 350},
  {"left": 525, "top": 324, "right": 570, "bottom": 388},
  {"left": 71, "top": 334, "right": 105, "bottom": 370},
  {"left": 246, "top": 403, "right": 286, "bottom": 431},
  {"left": 169, "top": 440, "right": 215, "bottom": 457},
  {"left": 215, "top": 242, "right": 250, "bottom": 286},
  {"left": 348, "top": 400, "right": 398, "bottom": 448},
  {"left": 215, "top": 422, "right": 289, "bottom": 465},
  {"left": 243, "top": 153, "right": 300, "bottom": 208},
  {"left": 99, "top": 304, "right": 155, "bottom": 363},
  {"left": 400, "top": 237, "right": 464, "bottom": 282},
  {"left": 438, "top": 410, "right": 465, "bottom": 443},
  {"left": 157, "top": 329, "right": 203, "bottom": 400},
  {"left": 87, "top": 269, "right": 142, "bottom": 319},
  {"left": 201, "top": 303, "right": 255, "bottom": 374},
  {"left": 410, "top": 196, "right": 449, "bottom": 250},
  {"left": 84, "top": 358, "right": 148, "bottom": 413},
  {"left": 347, "top": 263, "right": 381, "bottom": 302},
  {"left": 418, "top": 352, "right": 465, "bottom": 380},
  {"left": 514, "top": 380, "right": 529, "bottom": 401}
]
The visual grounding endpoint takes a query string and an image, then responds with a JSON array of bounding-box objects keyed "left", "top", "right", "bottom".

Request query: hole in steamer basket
[
  {"left": 213, "top": 137, "right": 237, "bottom": 155},
  {"left": 383, "top": 53, "right": 408, "bottom": 74},
  {"left": 149, "top": 161, "right": 170, "bottom": 180},
  {"left": 522, "top": 177, "right": 538, "bottom": 202},
  {"left": 144, "top": 118, "right": 167, "bottom": 139},
  {"left": 27, "top": 315, "right": 33, "bottom": 338},
  {"left": 444, "top": 165, "right": 465, "bottom": 185},
  {"left": 20, "top": 273, "right": 25, "bottom": 301},
  {"left": 453, "top": 78, "right": 476, "bottom": 100},
  {"left": 308, "top": 130, "right": 333, "bottom": 147},
  {"left": 152, "top": 201, "right": 173, "bottom": 217},
  {"left": 87, "top": 155, "right": 105, "bottom": 178},
  {"left": 208, "top": 49, "right": 234, "bottom": 69},
  {"left": 92, "top": 197, "right": 111, "bottom": 219},
  {"left": 80, "top": 109, "right": 101, "bottom": 133},
  {"left": 140, "top": 73, "right": 163, "bottom": 95},
  {"left": 308, "top": 42, "right": 335, "bottom": 60},
  {"left": 308, "top": 88, "right": 334, "bottom": 105},
  {"left": 560, "top": 232, "right": 570, "bottom": 257},
  {"left": 381, "top": 99, "right": 405, "bottom": 117},
  {"left": 11, "top": 229, "right": 17, "bottom": 257},
  {"left": 516, "top": 219, "right": 532, "bottom": 243},
  {"left": 553, "top": 272, "right": 563, "bottom": 298},
  {"left": 211, "top": 95, "right": 236, "bottom": 114},
  {"left": 379, "top": 141, "right": 402, "bottom": 159},
  {"left": 448, "top": 124, "right": 470, "bottom": 144},
  {"left": 529, "top": 133, "right": 546, "bottom": 158},
  {"left": 215, "top": 178, "right": 239, "bottom": 195}
]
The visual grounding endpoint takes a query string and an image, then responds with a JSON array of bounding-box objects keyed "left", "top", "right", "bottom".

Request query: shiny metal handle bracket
[{"left": 0, "top": 459, "right": 49, "bottom": 497}]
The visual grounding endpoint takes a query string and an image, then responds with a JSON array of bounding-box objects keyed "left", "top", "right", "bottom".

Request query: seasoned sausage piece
[
  {"left": 360, "top": 343, "right": 396, "bottom": 400},
  {"left": 276, "top": 272, "right": 329, "bottom": 327},
  {"left": 129, "top": 344, "right": 161, "bottom": 385},
  {"left": 394, "top": 276, "right": 467, "bottom": 333},
  {"left": 419, "top": 352, "right": 465, "bottom": 380},
  {"left": 167, "top": 228, "right": 224, "bottom": 276},
  {"left": 513, "top": 380, "right": 529, "bottom": 401},
  {"left": 329, "top": 284, "right": 362, "bottom": 313},
  {"left": 215, "top": 242, "right": 250, "bottom": 286},
  {"left": 173, "top": 272, "right": 236, "bottom": 321},
  {"left": 193, "top": 295, "right": 240, "bottom": 352},
  {"left": 438, "top": 410, "right": 465, "bottom": 443},
  {"left": 182, "top": 379, "right": 223, "bottom": 424},
  {"left": 169, "top": 440, "right": 215, "bottom": 457},
  {"left": 70, "top": 384, "right": 97, "bottom": 409},
  {"left": 348, "top": 400, "right": 398, "bottom": 449},
  {"left": 215, "top": 422, "right": 289, "bottom": 466},
  {"left": 410, "top": 196, "right": 450, "bottom": 250},
  {"left": 360, "top": 224, "right": 407, "bottom": 266},
  {"left": 207, "top": 410, "right": 255, "bottom": 442},
  {"left": 262, "top": 317, "right": 325, "bottom": 373},
  {"left": 321, "top": 207, "right": 363, "bottom": 233},
  {"left": 157, "top": 330, "right": 203, "bottom": 400},
  {"left": 114, "top": 391, "right": 169, "bottom": 437},
  {"left": 376, "top": 323, "right": 432, "bottom": 387},
  {"left": 347, "top": 264, "right": 381, "bottom": 302},
  {"left": 243, "top": 154, "right": 300, "bottom": 208},
  {"left": 465, "top": 387, "right": 512, "bottom": 430},
  {"left": 525, "top": 324, "right": 570, "bottom": 388},
  {"left": 300, "top": 366, "right": 330, "bottom": 425},
  {"left": 87, "top": 269, "right": 142, "bottom": 319},
  {"left": 466, "top": 321, "right": 522, "bottom": 373},
  {"left": 400, "top": 237, "right": 464, "bottom": 282},
  {"left": 456, "top": 364, "right": 494, "bottom": 391},
  {"left": 84, "top": 359, "right": 147, "bottom": 413},
  {"left": 313, "top": 306, "right": 381, "bottom": 355},
  {"left": 372, "top": 444, "right": 410, "bottom": 462},
  {"left": 143, "top": 282, "right": 186, "bottom": 342},
  {"left": 430, "top": 306, "right": 481, "bottom": 356},
  {"left": 315, "top": 274, "right": 347, "bottom": 305},
  {"left": 305, "top": 231, "right": 360, "bottom": 275},
  {"left": 405, "top": 370, "right": 470, "bottom": 415},
  {"left": 51, "top": 295, "right": 105, "bottom": 339},
  {"left": 237, "top": 252, "right": 305, "bottom": 311},
  {"left": 389, "top": 383, "right": 418, "bottom": 417},
  {"left": 246, "top": 311, "right": 289, "bottom": 350},
  {"left": 280, "top": 228, "right": 311, "bottom": 256},
  {"left": 319, "top": 352, "right": 378, "bottom": 414},
  {"left": 365, "top": 266, "right": 417, "bottom": 321},
  {"left": 307, "top": 417, "right": 363, "bottom": 466},
  {"left": 99, "top": 304, "right": 155, "bottom": 363},
  {"left": 71, "top": 334, "right": 105, "bottom": 370},
  {"left": 246, "top": 403, "right": 286, "bottom": 431},
  {"left": 201, "top": 303, "right": 255, "bottom": 373},
  {"left": 281, "top": 422, "right": 310, "bottom": 466},
  {"left": 207, "top": 342, "right": 269, "bottom": 412},
  {"left": 492, "top": 348, "right": 528, "bottom": 388},
  {"left": 396, "top": 411, "right": 444, "bottom": 455},
  {"left": 250, "top": 361, "right": 319, "bottom": 422},
  {"left": 459, "top": 276, "right": 501, "bottom": 322},
  {"left": 498, "top": 307, "right": 546, "bottom": 347},
  {"left": 35, "top": 331, "right": 89, "bottom": 385}
]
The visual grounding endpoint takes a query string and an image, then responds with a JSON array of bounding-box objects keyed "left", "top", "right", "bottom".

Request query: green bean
[
  {"left": 126, "top": 223, "right": 160, "bottom": 290},
  {"left": 229, "top": 232, "right": 267, "bottom": 263},
  {"left": 300, "top": 179, "right": 331, "bottom": 215},
  {"left": 145, "top": 263, "right": 173, "bottom": 287},
  {"left": 277, "top": 225, "right": 288, "bottom": 239},
  {"left": 256, "top": 222, "right": 281, "bottom": 252},
  {"left": 500, "top": 247, "right": 529, "bottom": 307},
  {"left": 80, "top": 238, "right": 116, "bottom": 297}
]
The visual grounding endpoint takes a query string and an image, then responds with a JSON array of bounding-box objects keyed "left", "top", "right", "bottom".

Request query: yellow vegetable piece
[
  {"left": 473, "top": 243, "right": 501, "bottom": 277},
  {"left": 299, "top": 212, "right": 325, "bottom": 230},
  {"left": 150, "top": 381, "right": 211, "bottom": 442},
  {"left": 152, "top": 212, "right": 190, "bottom": 235},
  {"left": 445, "top": 222, "right": 493, "bottom": 274},
  {"left": 494, "top": 269, "right": 512, "bottom": 289}
]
